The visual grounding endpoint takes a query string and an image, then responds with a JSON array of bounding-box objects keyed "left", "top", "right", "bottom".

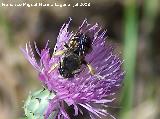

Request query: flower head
[{"left": 21, "top": 18, "right": 124, "bottom": 119}]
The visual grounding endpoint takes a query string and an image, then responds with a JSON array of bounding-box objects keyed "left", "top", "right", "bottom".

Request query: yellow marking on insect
[
  {"left": 69, "top": 39, "right": 78, "bottom": 48},
  {"left": 87, "top": 64, "right": 95, "bottom": 75},
  {"left": 52, "top": 50, "right": 64, "bottom": 57},
  {"left": 48, "top": 63, "right": 59, "bottom": 73},
  {"left": 69, "top": 40, "right": 74, "bottom": 44}
]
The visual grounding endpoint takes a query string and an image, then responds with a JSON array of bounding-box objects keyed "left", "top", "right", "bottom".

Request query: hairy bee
[{"left": 50, "top": 33, "right": 94, "bottom": 78}]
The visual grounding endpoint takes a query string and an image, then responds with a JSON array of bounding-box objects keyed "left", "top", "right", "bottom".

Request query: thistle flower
[{"left": 21, "top": 19, "right": 124, "bottom": 119}]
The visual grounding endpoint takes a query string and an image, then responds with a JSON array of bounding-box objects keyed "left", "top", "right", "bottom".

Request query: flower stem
[{"left": 120, "top": 0, "right": 138, "bottom": 118}]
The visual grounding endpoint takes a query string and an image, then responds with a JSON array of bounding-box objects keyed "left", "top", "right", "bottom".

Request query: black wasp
[{"left": 50, "top": 33, "right": 95, "bottom": 78}]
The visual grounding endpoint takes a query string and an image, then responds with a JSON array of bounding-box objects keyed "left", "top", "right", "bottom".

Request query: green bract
[{"left": 24, "top": 89, "right": 56, "bottom": 119}]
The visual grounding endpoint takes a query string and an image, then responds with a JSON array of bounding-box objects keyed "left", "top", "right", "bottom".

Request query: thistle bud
[{"left": 24, "top": 89, "right": 56, "bottom": 119}]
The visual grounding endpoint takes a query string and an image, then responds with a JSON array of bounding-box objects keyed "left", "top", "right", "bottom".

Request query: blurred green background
[{"left": 0, "top": 0, "right": 160, "bottom": 119}]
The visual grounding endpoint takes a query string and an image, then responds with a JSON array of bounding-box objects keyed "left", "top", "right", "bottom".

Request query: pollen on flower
[{"left": 22, "top": 18, "right": 125, "bottom": 119}]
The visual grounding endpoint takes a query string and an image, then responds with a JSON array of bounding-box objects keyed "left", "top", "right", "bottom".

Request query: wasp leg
[
  {"left": 82, "top": 60, "right": 95, "bottom": 75},
  {"left": 48, "top": 63, "right": 59, "bottom": 73},
  {"left": 87, "top": 64, "right": 95, "bottom": 75}
]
